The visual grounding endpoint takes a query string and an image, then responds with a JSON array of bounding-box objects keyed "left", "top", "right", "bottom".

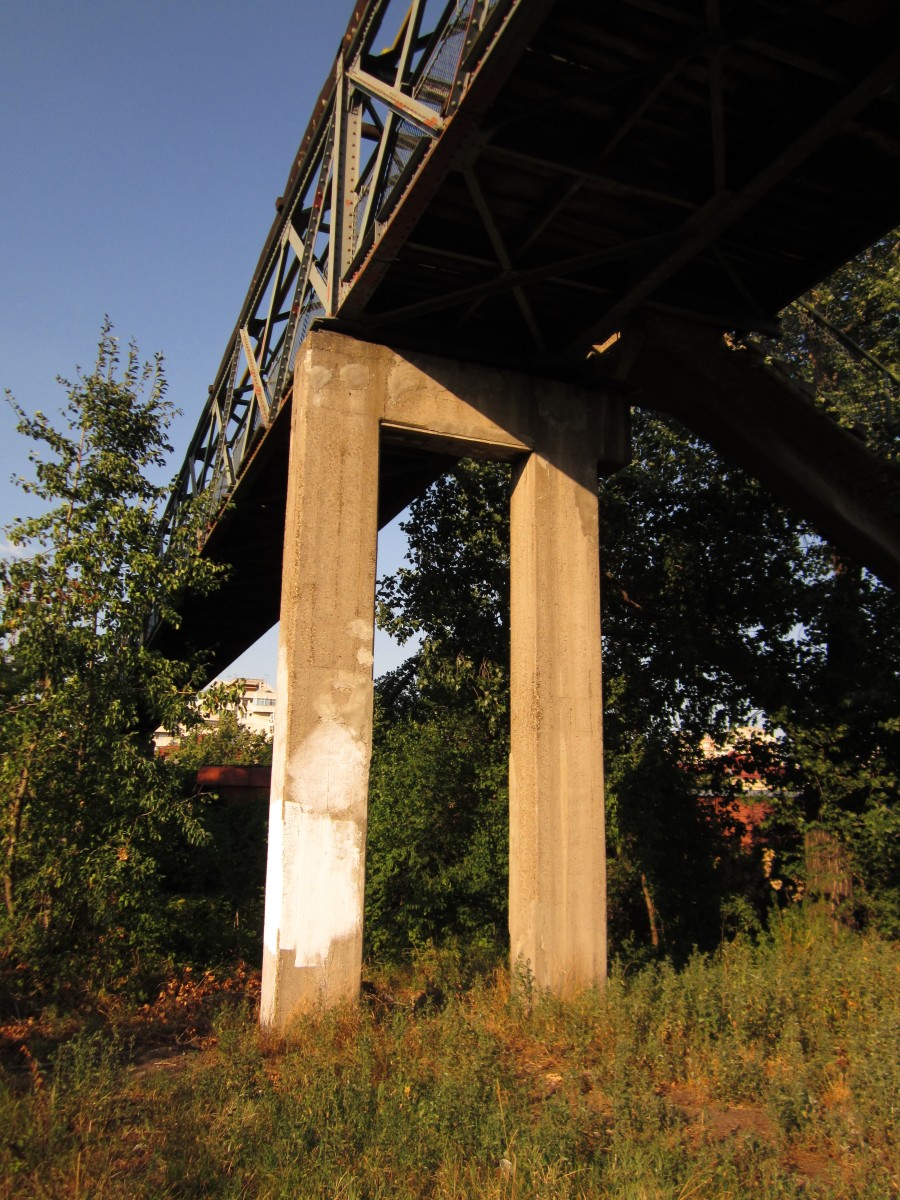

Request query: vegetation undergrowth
[{"left": 1, "top": 912, "right": 896, "bottom": 1199}]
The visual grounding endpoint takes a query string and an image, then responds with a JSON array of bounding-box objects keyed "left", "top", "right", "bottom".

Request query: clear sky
[{"left": 1, "top": 0, "right": 420, "bottom": 683}]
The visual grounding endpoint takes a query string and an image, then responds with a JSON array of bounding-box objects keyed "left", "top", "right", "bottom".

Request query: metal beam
[
  {"left": 484, "top": 143, "right": 697, "bottom": 210},
  {"left": 364, "top": 230, "right": 679, "bottom": 329},
  {"left": 462, "top": 166, "right": 546, "bottom": 351},
  {"left": 348, "top": 66, "right": 445, "bottom": 134},
  {"left": 565, "top": 39, "right": 900, "bottom": 355},
  {"left": 239, "top": 327, "right": 272, "bottom": 427},
  {"left": 337, "top": 0, "right": 559, "bottom": 319},
  {"left": 625, "top": 315, "right": 900, "bottom": 589}
]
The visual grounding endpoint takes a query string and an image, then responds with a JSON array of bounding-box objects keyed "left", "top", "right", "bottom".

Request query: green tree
[
  {"left": 368, "top": 462, "right": 512, "bottom": 963},
  {"left": 366, "top": 706, "right": 507, "bottom": 961},
  {"left": 159, "top": 709, "right": 274, "bottom": 963},
  {"left": 598, "top": 409, "right": 813, "bottom": 952},
  {"left": 165, "top": 707, "right": 274, "bottom": 772},
  {"left": 770, "top": 235, "right": 899, "bottom": 461},
  {"left": 0, "top": 323, "right": 222, "bottom": 995},
  {"left": 755, "top": 235, "right": 900, "bottom": 930},
  {"left": 374, "top": 424, "right": 802, "bottom": 962},
  {"left": 371, "top": 237, "right": 900, "bottom": 958},
  {"left": 376, "top": 460, "right": 511, "bottom": 730}
]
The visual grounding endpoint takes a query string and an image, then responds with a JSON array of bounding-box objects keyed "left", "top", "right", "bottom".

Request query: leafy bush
[
  {"left": 366, "top": 706, "right": 508, "bottom": 962},
  {"left": 0, "top": 325, "right": 222, "bottom": 998}
]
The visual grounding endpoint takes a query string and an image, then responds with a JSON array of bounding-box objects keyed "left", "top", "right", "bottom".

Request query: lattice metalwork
[
  {"left": 159, "top": 0, "right": 900, "bottom": 569},
  {"left": 160, "top": 0, "right": 513, "bottom": 553}
]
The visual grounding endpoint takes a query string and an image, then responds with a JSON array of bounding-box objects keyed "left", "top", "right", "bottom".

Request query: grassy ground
[{"left": 1, "top": 913, "right": 897, "bottom": 1199}]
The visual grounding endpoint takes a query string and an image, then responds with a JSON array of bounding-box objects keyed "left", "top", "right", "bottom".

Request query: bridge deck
[
  {"left": 154, "top": 0, "right": 900, "bottom": 675},
  {"left": 344, "top": 0, "right": 900, "bottom": 364}
]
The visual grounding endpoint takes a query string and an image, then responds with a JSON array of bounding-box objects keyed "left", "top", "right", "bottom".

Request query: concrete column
[
  {"left": 260, "top": 338, "right": 380, "bottom": 1030},
  {"left": 508, "top": 392, "right": 607, "bottom": 996}
]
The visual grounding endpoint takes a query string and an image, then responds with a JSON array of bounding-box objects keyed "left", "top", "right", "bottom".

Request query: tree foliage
[
  {"left": 157, "top": 710, "right": 273, "bottom": 964},
  {"left": 0, "top": 323, "right": 222, "bottom": 994},
  {"left": 597, "top": 411, "right": 814, "bottom": 951},
  {"left": 158, "top": 709, "right": 273, "bottom": 963},
  {"left": 165, "top": 708, "right": 274, "bottom": 772},
  {"left": 756, "top": 235, "right": 900, "bottom": 930},
  {"left": 366, "top": 707, "right": 507, "bottom": 960},
  {"left": 368, "top": 463, "right": 513, "bottom": 959},
  {"left": 370, "top": 237, "right": 900, "bottom": 962}
]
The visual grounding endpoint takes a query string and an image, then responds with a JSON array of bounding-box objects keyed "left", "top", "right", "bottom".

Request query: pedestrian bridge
[{"left": 152, "top": 0, "right": 900, "bottom": 1028}]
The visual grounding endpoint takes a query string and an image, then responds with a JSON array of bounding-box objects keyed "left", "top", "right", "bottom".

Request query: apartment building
[
  {"left": 154, "top": 677, "right": 277, "bottom": 749},
  {"left": 235, "top": 678, "right": 278, "bottom": 735}
]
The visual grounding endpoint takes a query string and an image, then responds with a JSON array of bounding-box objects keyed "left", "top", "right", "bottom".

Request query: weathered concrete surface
[
  {"left": 261, "top": 331, "right": 629, "bottom": 1030},
  {"left": 260, "top": 339, "right": 380, "bottom": 1030},
  {"left": 509, "top": 391, "right": 608, "bottom": 996}
]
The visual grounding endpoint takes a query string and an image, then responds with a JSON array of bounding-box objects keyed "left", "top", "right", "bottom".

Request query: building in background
[
  {"left": 235, "top": 678, "right": 278, "bottom": 735},
  {"left": 154, "top": 677, "right": 277, "bottom": 750}
]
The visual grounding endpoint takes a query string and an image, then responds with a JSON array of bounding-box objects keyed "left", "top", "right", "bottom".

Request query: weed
[{"left": 1, "top": 914, "right": 897, "bottom": 1198}]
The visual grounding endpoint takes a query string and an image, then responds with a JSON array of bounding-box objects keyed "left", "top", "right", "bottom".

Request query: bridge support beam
[
  {"left": 626, "top": 315, "right": 900, "bottom": 589},
  {"left": 261, "top": 331, "right": 629, "bottom": 1031}
]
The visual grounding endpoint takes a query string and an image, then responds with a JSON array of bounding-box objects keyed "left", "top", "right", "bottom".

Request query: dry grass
[{"left": 1, "top": 914, "right": 898, "bottom": 1198}]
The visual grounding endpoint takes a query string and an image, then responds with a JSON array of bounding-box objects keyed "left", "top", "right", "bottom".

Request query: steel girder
[
  {"left": 159, "top": 0, "right": 516, "bottom": 554},
  {"left": 158, "top": 0, "right": 900, "bottom": 572}
]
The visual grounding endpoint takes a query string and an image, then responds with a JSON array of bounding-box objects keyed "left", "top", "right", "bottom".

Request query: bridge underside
[
  {"left": 333, "top": 0, "right": 900, "bottom": 374},
  {"left": 155, "top": 318, "right": 900, "bottom": 682},
  {"left": 155, "top": 0, "right": 900, "bottom": 677}
]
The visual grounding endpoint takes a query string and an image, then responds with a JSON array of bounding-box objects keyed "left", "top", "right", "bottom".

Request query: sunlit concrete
[
  {"left": 260, "top": 337, "right": 381, "bottom": 1029},
  {"left": 509, "top": 393, "right": 608, "bottom": 995},
  {"left": 261, "top": 331, "right": 629, "bottom": 1031}
]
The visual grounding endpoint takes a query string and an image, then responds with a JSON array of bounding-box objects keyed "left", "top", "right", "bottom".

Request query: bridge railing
[
  {"left": 752, "top": 294, "right": 900, "bottom": 467},
  {"left": 159, "top": 0, "right": 510, "bottom": 556}
]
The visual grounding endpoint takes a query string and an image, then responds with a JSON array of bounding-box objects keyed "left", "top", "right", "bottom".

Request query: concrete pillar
[
  {"left": 260, "top": 338, "right": 379, "bottom": 1030},
  {"left": 259, "top": 331, "right": 623, "bottom": 1028},
  {"left": 508, "top": 392, "right": 607, "bottom": 995}
]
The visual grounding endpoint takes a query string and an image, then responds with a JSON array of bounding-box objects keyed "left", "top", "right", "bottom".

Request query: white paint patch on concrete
[
  {"left": 347, "top": 617, "right": 371, "bottom": 642},
  {"left": 277, "top": 807, "right": 363, "bottom": 965},
  {"left": 262, "top": 791, "right": 285, "bottom": 956},
  {"left": 307, "top": 364, "right": 333, "bottom": 393},
  {"left": 285, "top": 719, "right": 367, "bottom": 815},
  {"left": 340, "top": 362, "right": 369, "bottom": 390},
  {"left": 346, "top": 619, "right": 375, "bottom": 670},
  {"left": 312, "top": 672, "right": 370, "bottom": 727}
]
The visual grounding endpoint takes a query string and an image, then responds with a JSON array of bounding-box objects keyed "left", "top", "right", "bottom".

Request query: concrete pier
[
  {"left": 260, "top": 342, "right": 380, "bottom": 1028},
  {"left": 508, "top": 394, "right": 608, "bottom": 995},
  {"left": 261, "top": 331, "right": 629, "bottom": 1030}
]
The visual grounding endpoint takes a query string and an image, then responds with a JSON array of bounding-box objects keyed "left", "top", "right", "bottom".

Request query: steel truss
[
  {"left": 160, "top": 0, "right": 510, "bottom": 551},
  {"left": 161, "top": 0, "right": 900, "bottom": 559}
]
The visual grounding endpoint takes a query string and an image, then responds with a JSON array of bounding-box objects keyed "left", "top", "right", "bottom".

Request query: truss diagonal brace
[
  {"left": 239, "top": 326, "right": 272, "bottom": 427},
  {"left": 348, "top": 66, "right": 445, "bottom": 134}
]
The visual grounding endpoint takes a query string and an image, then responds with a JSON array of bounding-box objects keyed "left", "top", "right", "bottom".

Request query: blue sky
[{"left": 1, "top": 0, "right": 419, "bottom": 682}]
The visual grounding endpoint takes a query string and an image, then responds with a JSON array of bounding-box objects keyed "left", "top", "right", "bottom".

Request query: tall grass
[{"left": 1, "top": 912, "right": 897, "bottom": 1198}]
